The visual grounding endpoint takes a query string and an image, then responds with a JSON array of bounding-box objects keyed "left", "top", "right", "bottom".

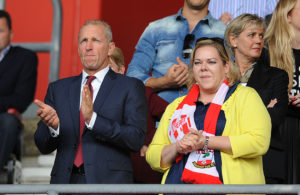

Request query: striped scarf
[{"left": 167, "top": 80, "right": 229, "bottom": 184}]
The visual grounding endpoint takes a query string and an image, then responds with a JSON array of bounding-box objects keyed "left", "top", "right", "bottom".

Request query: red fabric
[
  {"left": 204, "top": 103, "right": 222, "bottom": 135},
  {"left": 181, "top": 168, "right": 222, "bottom": 184},
  {"left": 7, "top": 108, "right": 22, "bottom": 121},
  {"left": 74, "top": 76, "right": 95, "bottom": 167},
  {"left": 74, "top": 110, "right": 85, "bottom": 167}
]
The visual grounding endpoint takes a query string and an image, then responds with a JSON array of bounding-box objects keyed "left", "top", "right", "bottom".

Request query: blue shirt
[
  {"left": 126, "top": 9, "right": 226, "bottom": 103},
  {"left": 209, "top": 0, "right": 278, "bottom": 20}
]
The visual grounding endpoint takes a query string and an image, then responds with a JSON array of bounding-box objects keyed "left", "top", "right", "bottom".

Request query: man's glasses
[
  {"left": 196, "top": 37, "right": 224, "bottom": 44},
  {"left": 182, "top": 34, "right": 195, "bottom": 59}
]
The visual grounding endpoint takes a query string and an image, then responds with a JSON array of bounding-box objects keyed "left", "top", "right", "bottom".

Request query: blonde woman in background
[
  {"left": 225, "top": 13, "right": 289, "bottom": 184},
  {"left": 264, "top": 0, "right": 300, "bottom": 184}
]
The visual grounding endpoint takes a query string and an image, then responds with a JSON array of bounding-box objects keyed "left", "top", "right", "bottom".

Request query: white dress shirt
[{"left": 49, "top": 66, "right": 110, "bottom": 137}]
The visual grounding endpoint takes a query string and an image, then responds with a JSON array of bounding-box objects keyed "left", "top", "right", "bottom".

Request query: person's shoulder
[
  {"left": 238, "top": 84, "right": 257, "bottom": 94},
  {"left": 148, "top": 13, "right": 178, "bottom": 28},
  {"left": 268, "top": 66, "right": 287, "bottom": 74},
  {"left": 169, "top": 96, "right": 186, "bottom": 108},
  {"left": 115, "top": 72, "right": 144, "bottom": 86},
  {"left": 10, "top": 45, "right": 37, "bottom": 57},
  {"left": 162, "top": 96, "right": 185, "bottom": 116},
  {"left": 207, "top": 12, "right": 226, "bottom": 29},
  {"left": 229, "top": 84, "right": 258, "bottom": 101},
  {"left": 265, "top": 65, "right": 289, "bottom": 80},
  {"left": 49, "top": 75, "right": 80, "bottom": 87}
]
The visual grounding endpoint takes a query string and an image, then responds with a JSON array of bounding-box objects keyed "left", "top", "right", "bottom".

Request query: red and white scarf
[{"left": 167, "top": 80, "right": 229, "bottom": 184}]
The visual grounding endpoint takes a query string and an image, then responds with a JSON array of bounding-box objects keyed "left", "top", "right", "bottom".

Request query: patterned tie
[{"left": 74, "top": 76, "right": 96, "bottom": 167}]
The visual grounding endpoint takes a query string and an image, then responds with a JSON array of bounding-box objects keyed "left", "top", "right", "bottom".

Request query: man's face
[
  {"left": 0, "top": 18, "right": 12, "bottom": 52},
  {"left": 185, "top": 0, "right": 210, "bottom": 10},
  {"left": 78, "top": 24, "right": 114, "bottom": 75}
]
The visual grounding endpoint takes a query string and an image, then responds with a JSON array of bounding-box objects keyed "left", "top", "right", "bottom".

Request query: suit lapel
[
  {"left": 94, "top": 69, "right": 117, "bottom": 112},
  {"left": 69, "top": 74, "right": 82, "bottom": 138}
]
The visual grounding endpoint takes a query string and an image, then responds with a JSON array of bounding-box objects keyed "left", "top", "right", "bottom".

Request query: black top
[{"left": 287, "top": 48, "right": 300, "bottom": 118}]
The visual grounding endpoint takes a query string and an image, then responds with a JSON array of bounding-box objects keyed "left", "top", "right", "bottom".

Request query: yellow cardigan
[{"left": 146, "top": 84, "right": 271, "bottom": 184}]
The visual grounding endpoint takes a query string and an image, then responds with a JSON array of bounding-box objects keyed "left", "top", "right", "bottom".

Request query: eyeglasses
[
  {"left": 196, "top": 37, "right": 224, "bottom": 44},
  {"left": 182, "top": 34, "right": 195, "bottom": 59}
]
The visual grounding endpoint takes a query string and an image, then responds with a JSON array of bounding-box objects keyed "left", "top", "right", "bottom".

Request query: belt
[{"left": 72, "top": 164, "right": 85, "bottom": 176}]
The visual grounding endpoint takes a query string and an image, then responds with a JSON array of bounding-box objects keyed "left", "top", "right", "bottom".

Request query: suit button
[
  {"left": 68, "top": 167, "right": 72, "bottom": 172},
  {"left": 73, "top": 144, "right": 77, "bottom": 149}
]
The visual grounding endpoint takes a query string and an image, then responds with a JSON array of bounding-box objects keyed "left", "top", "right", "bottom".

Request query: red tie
[{"left": 74, "top": 76, "right": 96, "bottom": 167}]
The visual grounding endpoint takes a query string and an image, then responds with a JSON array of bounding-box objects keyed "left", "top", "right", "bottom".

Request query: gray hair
[{"left": 78, "top": 20, "right": 113, "bottom": 43}]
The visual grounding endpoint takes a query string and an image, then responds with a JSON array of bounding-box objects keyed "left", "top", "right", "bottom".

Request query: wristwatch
[{"left": 203, "top": 136, "right": 209, "bottom": 151}]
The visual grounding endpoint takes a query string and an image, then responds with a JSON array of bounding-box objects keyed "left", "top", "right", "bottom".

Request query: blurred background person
[
  {"left": 0, "top": 10, "right": 38, "bottom": 174},
  {"left": 225, "top": 13, "right": 289, "bottom": 184},
  {"left": 209, "top": 0, "right": 278, "bottom": 25},
  {"left": 109, "top": 47, "right": 125, "bottom": 74},
  {"left": 146, "top": 38, "right": 271, "bottom": 186},
  {"left": 127, "top": 0, "right": 226, "bottom": 104},
  {"left": 109, "top": 47, "right": 169, "bottom": 187},
  {"left": 264, "top": 0, "right": 300, "bottom": 184}
]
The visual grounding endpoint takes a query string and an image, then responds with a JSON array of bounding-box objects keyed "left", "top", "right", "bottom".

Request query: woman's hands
[
  {"left": 161, "top": 128, "right": 205, "bottom": 168},
  {"left": 289, "top": 94, "right": 300, "bottom": 107},
  {"left": 175, "top": 128, "right": 206, "bottom": 154}
]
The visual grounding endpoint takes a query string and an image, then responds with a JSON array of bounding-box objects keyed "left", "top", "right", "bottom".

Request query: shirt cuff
[
  {"left": 144, "top": 76, "right": 151, "bottom": 85},
  {"left": 86, "top": 112, "right": 97, "bottom": 130},
  {"left": 49, "top": 125, "right": 60, "bottom": 137}
]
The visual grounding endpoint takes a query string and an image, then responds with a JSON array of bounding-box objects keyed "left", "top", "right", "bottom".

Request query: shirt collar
[
  {"left": 240, "top": 62, "right": 256, "bottom": 83},
  {"left": 81, "top": 66, "right": 110, "bottom": 85},
  {"left": 175, "top": 8, "right": 212, "bottom": 27},
  {"left": 0, "top": 45, "right": 11, "bottom": 62}
]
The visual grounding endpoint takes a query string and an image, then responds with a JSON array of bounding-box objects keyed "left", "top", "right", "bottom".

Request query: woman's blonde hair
[
  {"left": 225, "top": 14, "right": 265, "bottom": 57},
  {"left": 264, "top": 0, "right": 296, "bottom": 91},
  {"left": 187, "top": 38, "right": 240, "bottom": 90}
]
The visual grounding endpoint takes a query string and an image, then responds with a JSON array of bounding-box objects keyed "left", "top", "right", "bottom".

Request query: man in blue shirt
[{"left": 127, "top": 0, "right": 226, "bottom": 103}]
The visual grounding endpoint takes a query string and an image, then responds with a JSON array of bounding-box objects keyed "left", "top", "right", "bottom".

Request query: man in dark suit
[
  {"left": 34, "top": 20, "right": 147, "bottom": 184},
  {"left": 0, "top": 10, "right": 38, "bottom": 173}
]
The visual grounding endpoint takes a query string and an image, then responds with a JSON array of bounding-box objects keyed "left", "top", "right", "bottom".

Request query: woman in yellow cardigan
[{"left": 146, "top": 38, "right": 271, "bottom": 185}]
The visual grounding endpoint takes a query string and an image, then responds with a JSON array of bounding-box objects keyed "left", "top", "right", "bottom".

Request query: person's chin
[
  {"left": 84, "top": 61, "right": 97, "bottom": 68},
  {"left": 198, "top": 83, "right": 212, "bottom": 90}
]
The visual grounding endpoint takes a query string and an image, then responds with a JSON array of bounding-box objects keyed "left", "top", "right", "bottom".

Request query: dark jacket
[
  {"left": 35, "top": 69, "right": 147, "bottom": 184},
  {"left": 247, "top": 49, "right": 289, "bottom": 180},
  {"left": 0, "top": 46, "right": 38, "bottom": 113}
]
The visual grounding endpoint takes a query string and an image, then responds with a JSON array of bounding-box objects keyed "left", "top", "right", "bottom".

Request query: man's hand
[
  {"left": 34, "top": 99, "right": 60, "bottom": 130},
  {"left": 163, "top": 57, "right": 189, "bottom": 88},
  {"left": 81, "top": 85, "right": 93, "bottom": 123},
  {"left": 140, "top": 145, "right": 148, "bottom": 157},
  {"left": 219, "top": 12, "right": 232, "bottom": 25}
]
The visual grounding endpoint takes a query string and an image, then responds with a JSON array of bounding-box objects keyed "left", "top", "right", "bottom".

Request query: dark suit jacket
[
  {"left": 0, "top": 46, "right": 38, "bottom": 113},
  {"left": 247, "top": 50, "right": 289, "bottom": 180},
  {"left": 34, "top": 69, "right": 147, "bottom": 184}
]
